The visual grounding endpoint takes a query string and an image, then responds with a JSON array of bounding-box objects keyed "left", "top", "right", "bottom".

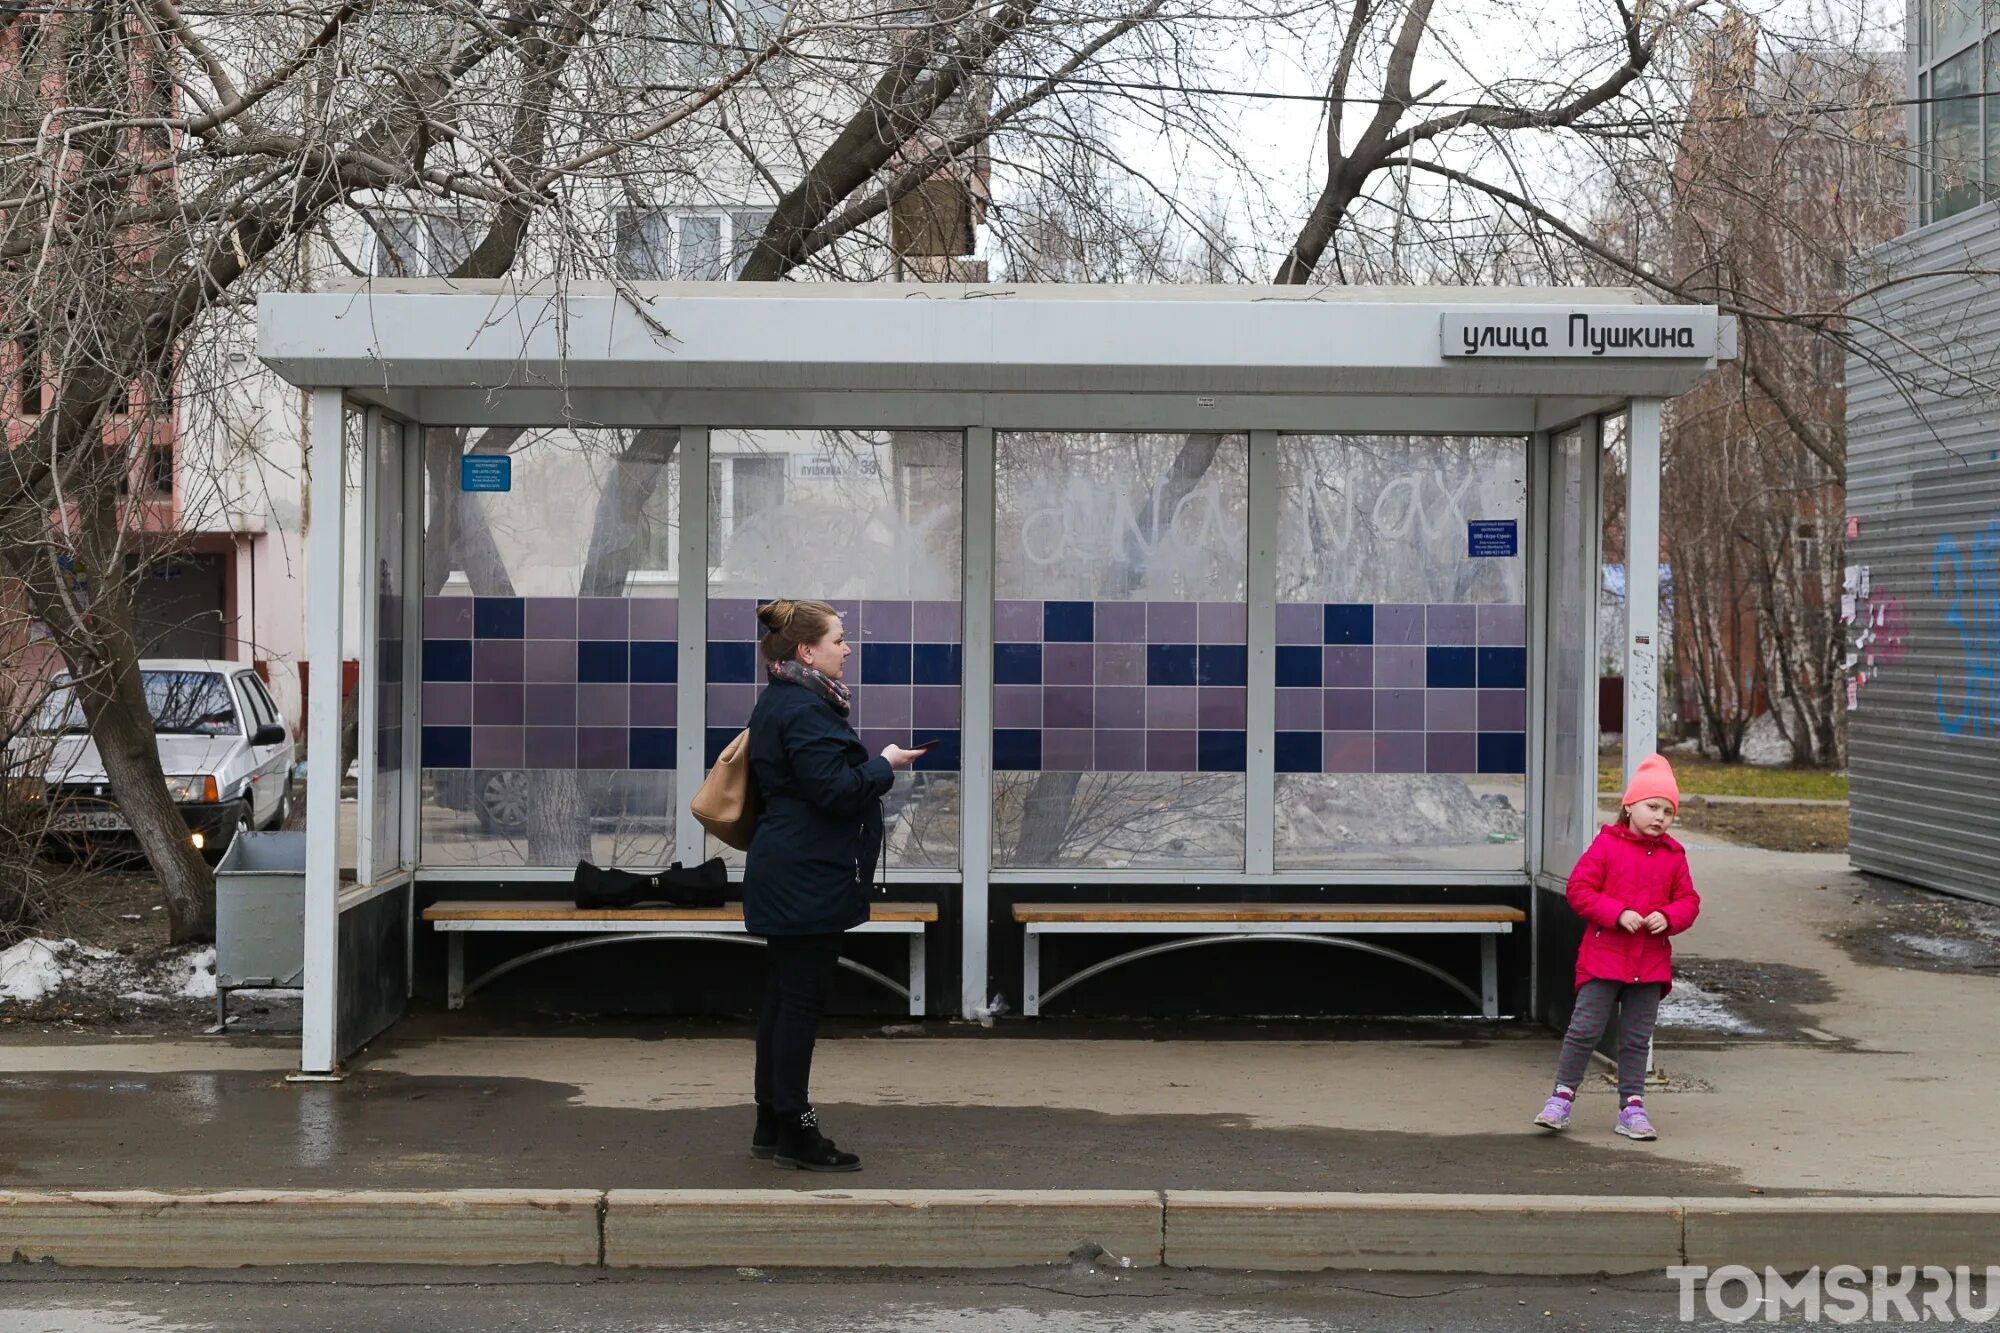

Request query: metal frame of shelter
[{"left": 257, "top": 281, "right": 1733, "bottom": 1076}]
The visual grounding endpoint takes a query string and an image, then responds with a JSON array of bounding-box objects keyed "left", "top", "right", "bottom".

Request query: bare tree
[
  {"left": 1570, "top": 11, "right": 1903, "bottom": 763},
  {"left": 1, "top": 0, "right": 1201, "bottom": 930},
  {"left": 980, "top": 0, "right": 1702, "bottom": 860}
]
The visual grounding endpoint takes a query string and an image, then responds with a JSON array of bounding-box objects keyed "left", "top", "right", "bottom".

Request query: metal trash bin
[{"left": 214, "top": 830, "right": 306, "bottom": 1025}]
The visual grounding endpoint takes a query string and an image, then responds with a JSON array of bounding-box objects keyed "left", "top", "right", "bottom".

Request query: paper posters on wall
[{"left": 1841, "top": 592, "right": 1856, "bottom": 623}]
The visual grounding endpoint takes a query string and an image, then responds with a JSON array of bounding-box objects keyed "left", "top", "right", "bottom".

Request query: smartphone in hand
[{"left": 910, "top": 737, "right": 941, "bottom": 752}]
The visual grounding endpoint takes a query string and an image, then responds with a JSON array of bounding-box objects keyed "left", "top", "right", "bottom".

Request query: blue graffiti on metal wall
[{"left": 1933, "top": 524, "right": 2000, "bottom": 735}]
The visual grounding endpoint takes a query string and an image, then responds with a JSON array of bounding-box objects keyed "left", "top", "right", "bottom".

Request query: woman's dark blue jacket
[{"left": 742, "top": 676, "right": 894, "bottom": 937}]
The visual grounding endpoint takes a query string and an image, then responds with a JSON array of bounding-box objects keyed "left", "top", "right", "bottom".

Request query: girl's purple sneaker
[
  {"left": 1533, "top": 1094, "right": 1572, "bottom": 1130},
  {"left": 1616, "top": 1104, "right": 1658, "bottom": 1140}
]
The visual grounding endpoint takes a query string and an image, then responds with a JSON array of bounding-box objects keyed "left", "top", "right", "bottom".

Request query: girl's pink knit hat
[{"left": 1621, "top": 754, "right": 1681, "bottom": 811}]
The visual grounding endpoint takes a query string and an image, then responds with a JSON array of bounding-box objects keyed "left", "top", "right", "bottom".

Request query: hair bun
[{"left": 757, "top": 600, "right": 793, "bottom": 632}]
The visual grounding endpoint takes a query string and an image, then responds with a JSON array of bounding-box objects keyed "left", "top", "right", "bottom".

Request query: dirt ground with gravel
[
  {"left": 1, "top": 869, "right": 218, "bottom": 1037},
  {"left": 1598, "top": 794, "right": 1847, "bottom": 853}
]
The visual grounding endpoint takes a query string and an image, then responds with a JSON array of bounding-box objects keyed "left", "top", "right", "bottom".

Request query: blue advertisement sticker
[
  {"left": 460, "top": 455, "right": 513, "bottom": 493},
  {"left": 1468, "top": 519, "right": 1518, "bottom": 558}
]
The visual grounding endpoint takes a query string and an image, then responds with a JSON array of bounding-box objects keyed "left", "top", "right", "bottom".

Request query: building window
[
  {"left": 370, "top": 211, "right": 479, "bottom": 277},
  {"left": 614, "top": 208, "right": 774, "bottom": 280},
  {"left": 149, "top": 446, "right": 175, "bottom": 497},
  {"left": 1932, "top": 46, "right": 1982, "bottom": 221},
  {"left": 707, "top": 453, "right": 787, "bottom": 553},
  {"left": 16, "top": 328, "right": 41, "bottom": 415},
  {"left": 1916, "top": 2, "right": 2000, "bottom": 225}
]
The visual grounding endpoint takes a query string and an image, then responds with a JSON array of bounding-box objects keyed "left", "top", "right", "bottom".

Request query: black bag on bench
[{"left": 573, "top": 857, "right": 728, "bottom": 910}]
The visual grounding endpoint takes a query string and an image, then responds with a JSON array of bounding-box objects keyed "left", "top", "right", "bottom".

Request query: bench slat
[
  {"left": 425, "top": 900, "right": 939, "bottom": 924},
  {"left": 1011, "top": 902, "right": 1523, "bottom": 925}
]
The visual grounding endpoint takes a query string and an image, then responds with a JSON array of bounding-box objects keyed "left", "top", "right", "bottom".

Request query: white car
[{"left": 15, "top": 659, "right": 296, "bottom": 862}]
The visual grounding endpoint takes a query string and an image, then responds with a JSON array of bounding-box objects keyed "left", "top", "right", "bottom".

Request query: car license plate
[{"left": 52, "top": 810, "right": 129, "bottom": 833}]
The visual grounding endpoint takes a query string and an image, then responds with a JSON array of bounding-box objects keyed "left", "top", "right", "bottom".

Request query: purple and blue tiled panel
[
  {"left": 704, "top": 598, "right": 963, "bottom": 773},
  {"left": 1274, "top": 601, "right": 1527, "bottom": 776},
  {"left": 420, "top": 596, "right": 679, "bottom": 772},
  {"left": 993, "top": 599, "right": 1249, "bottom": 773},
  {"left": 418, "top": 593, "right": 1525, "bottom": 779}
]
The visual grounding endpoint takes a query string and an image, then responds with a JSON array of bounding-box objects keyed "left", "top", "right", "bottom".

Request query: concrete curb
[
  {"left": 7, "top": 1190, "right": 1999, "bottom": 1273},
  {"left": 1, "top": 1190, "right": 601, "bottom": 1268},
  {"left": 1682, "top": 1198, "right": 2000, "bottom": 1272},
  {"left": 606, "top": 1189, "right": 1163, "bottom": 1268},
  {"left": 1164, "top": 1191, "right": 1683, "bottom": 1274}
]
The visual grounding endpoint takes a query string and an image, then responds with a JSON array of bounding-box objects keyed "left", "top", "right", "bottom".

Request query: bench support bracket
[
  {"left": 445, "top": 932, "right": 924, "bottom": 1016},
  {"left": 1023, "top": 930, "right": 1502, "bottom": 1018}
]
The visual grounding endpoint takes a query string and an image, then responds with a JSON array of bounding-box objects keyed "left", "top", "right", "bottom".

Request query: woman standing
[{"left": 744, "top": 599, "right": 923, "bottom": 1172}]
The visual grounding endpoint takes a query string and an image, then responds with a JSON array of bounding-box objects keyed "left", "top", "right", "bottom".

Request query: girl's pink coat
[{"left": 1567, "top": 823, "right": 1702, "bottom": 993}]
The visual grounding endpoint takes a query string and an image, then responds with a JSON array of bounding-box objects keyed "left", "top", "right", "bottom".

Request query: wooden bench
[
  {"left": 423, "top": 901, "right": 938, "bottom": 1016},
  {"left": 1011, "top": 902, "right": 1526, "bottom": 1018}
]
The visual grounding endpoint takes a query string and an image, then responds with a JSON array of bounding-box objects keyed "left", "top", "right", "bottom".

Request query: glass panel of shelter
[
  {"left": 1272, "top": 434, "right": 1530, "bottom": 872},
  {"left": 415, "top": 426, "right": 682, "bottom": 870},
  {"left": 702, "top": 427, "right": 965, "bottom": 873},
  {"left": 1540, "top": 422, "right": 1598, "bottom": 874},
  {"left": 364, "top": 411, "right": 409, "bottom": 882},
  {"left": 405, "top": 421, "right": 1566, "bottom": 884},
  {"left": 989, "top": 431, "right": 1249, "bottom": 871}
]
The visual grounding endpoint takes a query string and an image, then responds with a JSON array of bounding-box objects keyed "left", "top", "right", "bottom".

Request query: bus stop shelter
[{"left": 257, "top": 282, "right": 1734, "bottom": 1076}]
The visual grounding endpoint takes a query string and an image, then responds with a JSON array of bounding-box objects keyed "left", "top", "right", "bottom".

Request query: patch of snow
[
  {"left": 179, "top": 947, "right": 217, "bottom": 1000},
  {"left": 1, "top": 938, "right": 73, "bottom": 1003},
  {"left": 1658, "top": 978, "right": 1761, "bottom": 1034},
  {"left": 1891, "top": 933, "right": 1981, "bottom": 962},
  {"left": 1737, "top": 710, "right": 1797, "bottom": 767},
  {"left": 0, "top": 938, "right": 220, "bottom": 1010}
]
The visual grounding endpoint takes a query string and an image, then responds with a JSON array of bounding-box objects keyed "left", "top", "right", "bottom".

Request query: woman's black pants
[{"left": 754, "top": 932, "right": 845, "bottom": 1118}]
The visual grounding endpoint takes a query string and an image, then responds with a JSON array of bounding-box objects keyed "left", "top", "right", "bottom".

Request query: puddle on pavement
[
  {"left": 1657, "top": 957, "right": 1838, "bottom": 1045},
  {"left": 1833, "top": 878, "right": 2000, "bottom": 976}
]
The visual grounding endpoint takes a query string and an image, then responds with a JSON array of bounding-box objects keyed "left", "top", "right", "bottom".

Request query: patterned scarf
[{"left": 768, "top": 656, "right": 851, "bottom": 716}]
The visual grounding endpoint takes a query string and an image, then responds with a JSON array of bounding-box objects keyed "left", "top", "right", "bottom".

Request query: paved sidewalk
[{"left": 3, "top": 848, "right": 1996, "bottom": 1199}]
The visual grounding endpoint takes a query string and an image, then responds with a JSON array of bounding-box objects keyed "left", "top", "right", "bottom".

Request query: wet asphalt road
[{"left": 0, "top": 1268, "right": 1747, "bottom": 1332}]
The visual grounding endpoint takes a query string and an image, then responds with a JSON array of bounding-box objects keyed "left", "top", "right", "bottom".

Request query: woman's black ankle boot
[
  {"left": 771, "top": 1108, "right": 861, "bottom": 1172},
  {"left": 751, "top": 1103, "right": 778, "bottom": 1160}
]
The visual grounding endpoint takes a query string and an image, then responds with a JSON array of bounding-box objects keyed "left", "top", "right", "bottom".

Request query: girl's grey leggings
[{"left": 1555, "top": 978, "right": 1664, "bottom": 1101}]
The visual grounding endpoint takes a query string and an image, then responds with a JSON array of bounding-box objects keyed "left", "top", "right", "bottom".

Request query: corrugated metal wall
[{"left": 1846, "top": 206, "right": 2000, "bottom": 905}]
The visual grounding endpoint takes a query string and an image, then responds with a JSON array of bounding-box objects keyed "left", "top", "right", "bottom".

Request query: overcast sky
[{"left": 980, "top": 0, "right": 1907, "bottom": 278}]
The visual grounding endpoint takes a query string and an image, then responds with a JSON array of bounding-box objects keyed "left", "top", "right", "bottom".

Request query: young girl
[{"left": 1534, "top": 753, "right": 1701, "bottom": 1141}]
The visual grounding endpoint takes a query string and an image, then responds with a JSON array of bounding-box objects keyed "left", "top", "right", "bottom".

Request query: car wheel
[
  {"left": 266, "top": 782, "right": 293, "bottom": 832},
  {"left": 474, "top": 769, "right": 531, "bottom": 834}
]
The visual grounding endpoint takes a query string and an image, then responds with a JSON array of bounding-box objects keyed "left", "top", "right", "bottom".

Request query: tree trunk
[
  {"left": 423, "top": 427, "right": 522, "bottom": 598},
  {"left": 74, "top": 655, "right": 219, "bottom": 940}
]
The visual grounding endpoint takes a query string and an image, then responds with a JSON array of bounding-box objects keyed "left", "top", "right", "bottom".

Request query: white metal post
[
  {"left": 959, "top": 426, "right": 996, "bottom": 1020},
  {"left": 1623, "top": 400, "right": 1663, "bottom": 787},
  {"left": 675, "top": 426, "right": 710, "bottom": 866},
  {"left": 354, "top": 408, "right": 381, "bottom": 888},
  {"left": 1245, "top": 430, "right": 1278, "bottom": 876},
  {"left": 299, "top": 388, "right": 348, "bottom": 1077},
  {"left": 1623, "top": 400, "right": 1664, "bottom": 1081},
  {"left": 1581, "top": 421, "right": 1604, "bottom": 840}
]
